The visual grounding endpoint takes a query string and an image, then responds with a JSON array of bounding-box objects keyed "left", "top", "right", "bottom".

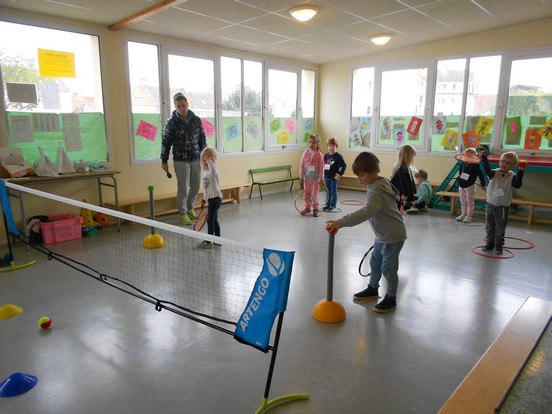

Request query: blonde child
[
  {"left": 326, "top": 152, "right": 407, "bottom": 313},
  {"left": 406, "top": 169, "right": 432, "bottom": 214},
  {"left": 197, "top": 147, "right": 222, "bottom": 249},
  {"left": 323, "top": 137, "right": 347, "bottom": 212},
  {"left": 479, "top": 150, "right": 525, "bottom": 254},
  {"left": 390, "top": 145, "right": 417, "bottom": 212},
  {"left": 299, "top": 134, "right": 324, "bottom": 217},
  {"left": 456, "top": 147, "right": 486, "bottom": 223}
]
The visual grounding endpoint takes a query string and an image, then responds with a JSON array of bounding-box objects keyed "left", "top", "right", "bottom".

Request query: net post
[
  {"left": 255, "top": 312, "right": 308, "bottom": 414},
  {"left": 311, "top": 232, "right": 346, "bottom": 323}
]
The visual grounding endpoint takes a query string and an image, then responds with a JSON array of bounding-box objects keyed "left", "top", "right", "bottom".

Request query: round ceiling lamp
[{"left": 290, "top": 6, "right": 318, "bottom": 22}]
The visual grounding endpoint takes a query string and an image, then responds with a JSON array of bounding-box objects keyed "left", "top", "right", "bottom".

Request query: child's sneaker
[
  {"left": 456, "top": 214, "right": 466, "bottom": 221},
  {"left": 180, "top": 214, "right": 192, "bottom": 225},
  {"left": 406, "top": 206, "right": 419, "bottom": 214},
  {"left": 187, "top": 210, "right": 197, "bottom": 220},
  {"left": 313, "top": 210, "right": 319, "bottom": 217},
  {"left": 494, "top": 244, "right": 503, "bottom": 255},
  {"left": 326, "top": 206, "right": 336, "bottom": 212},
  {"left": 482, "top": 241, "right": 494, "bottom": 251},
  {"left": 353, "top": 285, "right": 379, "bottom": 302},
  {"left": 322, "top": 205, "right": 329, "bottom": 211},
  {"left": 300, "top": 208, "right": 311, "bottom": 215},
  {"left": 373, "top": 295, "right": 396, "bottom": 313},
  {"left": 418, "top": 207, "right": 429, "bottom": 213},
  {"left": 462, "top": 216, "right": 472, "bottom": 223},
  {"left": 197, "top": 240, "right": 214, "bottom": 249}
]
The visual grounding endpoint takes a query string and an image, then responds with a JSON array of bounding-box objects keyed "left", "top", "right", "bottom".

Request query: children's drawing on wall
[
  {"left": 136, "top": 120, "right": 158, "bottom": 142},
  {"left": 394, "top": 128, "right": 406, "bottom": 145},
  {"left": 349, "top": 117, "right": 362, "bottom": 147},
  {"left": 380, "top": 116, "right": 393, "bottom": 141},
  {"left": 247, "top": 121, "right": 260, "bottom": 140},
  {"left": 278, "top": 131, "right": 289, "bottom": 144},
  {"left": 462, "top": 130, "right": 480, "bottom": 148},
  {"left": 524, "top": 129, "right": 542, "bottom": 150},
  {"left": 476, "top": 116, "right": 494, "bottom": 142},
  {"left": 270, "top": 119, "right": 281, "bottom": 134},
  {"left": 202, "top": 119, "right": 215, "bottom": 138},
  {"left": 538, "top": 118, "right": 552, "bottom": 140},
  {"left": 285, "top": 118, "right": 296, "bottom": 134},
  {"left": 407, "top": 116, "right": 422, "bottom": 136},
  {"left": 504, "top": 116, "right": 522, "bottom": 145},
  {"left": 441, "top": 129, "right": 458, "bottom": 150},
  {"left": 225, "top": 123, "right": 241, "bottom": 141},
  {"left": 433, "top": 114, "right": 446, "bottom": 135}
]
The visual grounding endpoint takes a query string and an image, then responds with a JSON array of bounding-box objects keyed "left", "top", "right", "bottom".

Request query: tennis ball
[{"left": 38, "top": 316, "right": 52, "bottom": 329}]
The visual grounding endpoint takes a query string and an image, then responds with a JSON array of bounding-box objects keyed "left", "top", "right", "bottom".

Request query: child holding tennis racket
[
  {"left": 299, "top": 134, "right": 325, "bottom": 217},
  {"left": 326, "top": 151, "right": 407, "bottom": 313},
  {"left": 197, "top": 147, "right": 222, "bottom": 249}
]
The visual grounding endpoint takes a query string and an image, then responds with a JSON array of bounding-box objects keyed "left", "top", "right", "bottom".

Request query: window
[
  {"left": 349, "top": 67, "right": 374, "bottom": 149},
  {"left": 503, "top": 56, "right": 552, "bottom": 152},
  {"left": 378, "top": 67, "right": 427, "bottom": 148},
  {"left": 128, "top": 41, "right": 162, "bottom": 162},
  {"left": 221, "top": 56, "right": 242, "bottom": 153},
  {"left": 301, "top": 69, "right": 316, "bottom": 147},
  {"left": 167, "top": 54, "right": 216, "bottom": 149},
  {"left": 1, "top": 21, "right": 108, "bottom": 163},
  {"left": 244, "top": 60, "right": 264, "bottom": 152},
  {"left": 267, "top": 68, "right": 298, "bottom": 148}
]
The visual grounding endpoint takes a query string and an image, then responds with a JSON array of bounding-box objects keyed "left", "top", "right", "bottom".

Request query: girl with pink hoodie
[{"left": 299, "top": 134, "right": 325, "bottom": 217}]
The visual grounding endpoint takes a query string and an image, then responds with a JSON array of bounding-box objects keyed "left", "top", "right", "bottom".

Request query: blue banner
[
  {"left": 234, "top": 249, "right": 294, "bottom": 352},
  {"left": 0, "top": 181, "right": 19, "bottom": 237}
]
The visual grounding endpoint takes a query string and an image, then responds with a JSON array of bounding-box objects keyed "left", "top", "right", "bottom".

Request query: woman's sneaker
[
  {"left": 353, "top": 285, "right": 379, "bottom": 302},
  {"left": 373, "top": 295, "right": 396, "bottom": 313},
  {"left": 197, "top": 240, "right": 214, "bottom": 249}
]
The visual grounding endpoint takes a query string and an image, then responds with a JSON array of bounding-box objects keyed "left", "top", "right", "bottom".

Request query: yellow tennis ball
[{"left": 38, "top": 316, "right": 52, "bottom": 329}]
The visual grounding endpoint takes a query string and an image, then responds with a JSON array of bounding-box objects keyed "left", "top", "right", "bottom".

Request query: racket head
[
  {"left": 358, "top": 245, "right": 373, "bottom": 277},
  {"left": 193, "top": 208, "right": 207, "bottom": 231},
  {"left": 294, "top": 189, "right": 306, "bottom": 212}
]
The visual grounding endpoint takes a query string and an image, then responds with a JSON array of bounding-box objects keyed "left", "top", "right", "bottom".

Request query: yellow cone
[
  {"left": 312, "top": 299, "right": 346, "bottom": 323},
  {"left": 0, "top": 303, "right": 24, "bottom": 319}
]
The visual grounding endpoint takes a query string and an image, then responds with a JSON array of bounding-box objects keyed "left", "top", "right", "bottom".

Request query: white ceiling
[{"left": 2, "top": 0, "right": 552, "bottom": 64}]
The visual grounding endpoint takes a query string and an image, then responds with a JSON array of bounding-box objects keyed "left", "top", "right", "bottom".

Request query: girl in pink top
[{"left": 299, "top": 134, "right": 325, "bottom": 217}]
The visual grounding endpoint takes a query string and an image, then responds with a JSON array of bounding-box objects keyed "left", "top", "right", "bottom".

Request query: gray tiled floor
[{"left": 1, "top": 189, "right": 551, "bottom": 413}]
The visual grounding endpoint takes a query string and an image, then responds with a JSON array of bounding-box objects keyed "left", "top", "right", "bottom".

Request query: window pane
[
  {"left": 244, "top": 60, "right": 263, "bottom": 152},
  {"left": 463, "top": 56, "right": 500, "bottom": 149},
  {"left": 221, "top": 56, "right": 242, "bottom": 153},
  {"left": 430, "top": 59, "right": 465, "bottom": 152},
  {"left": 379, "top": 67, "right": 427, "bottom": 146},
  {"left": 168, "top": 55, "right": 216, "bottom": 148},
  {"left": 268, "top": 69, "right": 297, "bottom": 146},
  {"left": 503, "top": 57, "right": 552, "bottom": 152},
  {"left": 128, "top": 42, "right": 162, "bottom": 161},
  {"left": 350, "top": 67, "right": 374, "bottom": 149},
  {"left": 301, "top": 69, "right": 315, "bottom": 147},
  {"left": 1, "top": 21, "right": 108, "bottom": 163}
]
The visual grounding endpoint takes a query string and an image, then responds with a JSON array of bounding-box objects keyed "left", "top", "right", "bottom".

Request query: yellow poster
[
  {"left": 278, "top": 131, "right": 289, "bottom": 144},
  {"left": 38, "top": 48, "right": 76, "bottom": 78},
  {"left": 475, "top": 116, "right": 494, "bottom": 137},
  {"left": 538, "top": 118, "right": 552, "bottom": 140},
  {"left": 441, "top": 129, "right": 458, "bottom": 150}
]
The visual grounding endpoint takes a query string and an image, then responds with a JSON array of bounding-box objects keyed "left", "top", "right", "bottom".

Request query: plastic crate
[{"left": 40, "top": 214, "right": 83, "bottom": 244}]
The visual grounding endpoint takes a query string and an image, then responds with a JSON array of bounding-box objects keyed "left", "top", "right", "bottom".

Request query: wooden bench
[
  {"left": 435, "top": 191, "right": 552, "bottom": 225},
  {"left": 249, "top": 165, "right": 300, "bottom": 200},
  {"left": 106, "top": 183, "right": 248, "bottom": 217}
]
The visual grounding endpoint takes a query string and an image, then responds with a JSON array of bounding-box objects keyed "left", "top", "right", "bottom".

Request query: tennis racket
[
  {"left": 294, "top": 188, "right": 306, "bottom": 213},
  {"left": 193, "top": 203, "right": 207, "bottom": 231},
  {"left": 358, "top": 245, "right": 373, "bottom": 277}
]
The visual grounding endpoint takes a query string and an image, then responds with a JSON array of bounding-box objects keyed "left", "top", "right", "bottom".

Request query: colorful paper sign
[
  {"left": 38, "top": 48, "right": 76, "bottom": 78},
  {"left": 285, "top": 118, "right": 296, "bottom": 134},
  {"left": 394, "top": 128, "right": 405, "bottom": 145},
  {"left": 433, "top": 115, "right": 446, "bottom": 135},
  {"left": 136, "top": 120, "right": 158, "bottom": 142},
  {"left": 538, "top": 118, "right": 552, "bottom": 140},
  {"left": 202, "top": 118, "right": 215, "bottom": 137},
  {"left": 278, "top": 131, "right": 289, "bottom": 144},
  {"left": 247, "top": 121, "right": 260, "bottom": 140},
  {"left": 524, "top": 129, "right": 542, "bottom": 150},
  {"left": 504, "top": 116, "right": 522, "bottom": 145},
  {"left": 476, "top": 116, "right": 494, "bottom": 137},
  {"left": 462, "top": 130, "right": 480, "bottom": 148},
  {"left": 270, "top": 119, "right": 281, "bottom": 134},
  {"left": 407, "top": 117, "right": 423, "bottom": 136},
  {"left": 225, "top": 123, "right": 241, "bottom": 141},
  {"left": 441, "top": 129, "right": 458, "bottom": 150}
]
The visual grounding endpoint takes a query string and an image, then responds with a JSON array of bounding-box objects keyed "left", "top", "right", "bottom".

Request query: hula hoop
[
  {"left": 341, "top": 199, "right": 364, "bottom": 206},
  {"left": 472, "top": 246, "right": 514, "bottom": 259},
  {"left": 358, "top": 246, "right": 373, "bottom": 277}
]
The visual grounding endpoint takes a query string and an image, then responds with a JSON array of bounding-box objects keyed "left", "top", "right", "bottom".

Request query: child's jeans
[
  {"left": 207, "top": 197, "right": 222, "bottom": 236},
  {"left": 485, "top": 204, "right": 508, "bottom": 247},
  {"left": 459, "top": 185, "right": 476, "bottom": 217},
  {"left": 369, "top": 240, "right": 404, "bottom": 297},
  {"left": 324, "top": 176, "right": 338, "bottom": 208}
]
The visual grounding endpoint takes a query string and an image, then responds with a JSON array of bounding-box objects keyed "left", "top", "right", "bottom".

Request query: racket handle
[{"left": 166, "top": 171, "right": 172, "bottom": 179}]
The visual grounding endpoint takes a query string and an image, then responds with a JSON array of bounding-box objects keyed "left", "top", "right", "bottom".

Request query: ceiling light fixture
[
  {"left": 289, "top": 6, "right": 318, "bottom": 22},
  {"left": 370, "top": 34, "right": 392, "bottom": 46}
]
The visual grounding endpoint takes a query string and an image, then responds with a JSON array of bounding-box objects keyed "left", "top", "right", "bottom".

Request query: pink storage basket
[{"left": 40, "top": 214, "right": 83, "bottom": 244}]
